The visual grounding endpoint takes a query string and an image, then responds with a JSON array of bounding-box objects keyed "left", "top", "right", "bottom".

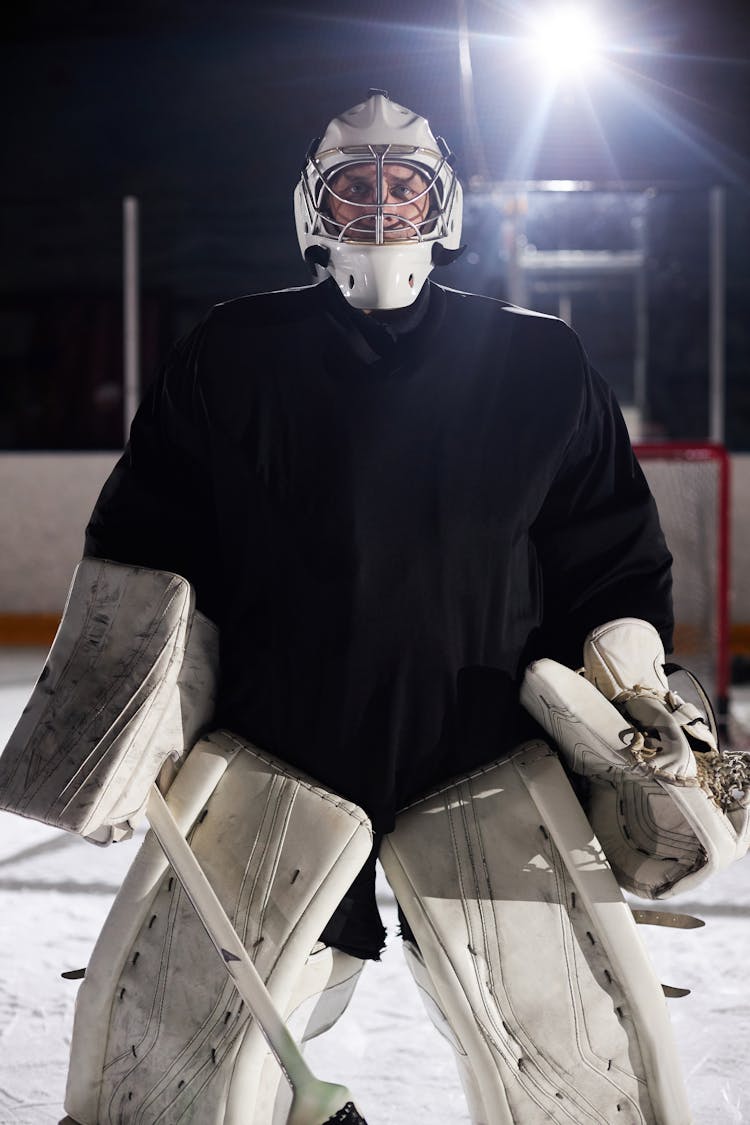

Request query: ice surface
[{"left": 0, "top": 649, "right": 748, "bottom": 1123}]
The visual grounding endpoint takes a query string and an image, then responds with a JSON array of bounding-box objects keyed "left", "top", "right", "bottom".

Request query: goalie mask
[{"left": 294, "top": 89, "right": 463, "bottom": 310}]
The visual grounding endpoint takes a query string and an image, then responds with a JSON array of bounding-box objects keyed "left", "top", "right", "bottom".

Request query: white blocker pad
[
  {"left": 380, "top": 742, "right": 691, "bottom": 1125},
  {"left": 64, "top": 730, "right": 372, "bottom": 1125},
  {"left": 0, "top": 557, "right": 219, "bottom": 843},
  {"left": 521, "top": 652, "right": 750, "bottom": 899}
]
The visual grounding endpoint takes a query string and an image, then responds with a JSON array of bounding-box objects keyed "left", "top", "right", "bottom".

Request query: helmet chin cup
[
  {"left": 294, "top": 91, "right": 463, "bottom": 311},
  {"left": 327, "top": 242, "right": 432, "bottom": 310}
]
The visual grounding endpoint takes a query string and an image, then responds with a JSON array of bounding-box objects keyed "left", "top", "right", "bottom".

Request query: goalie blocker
[{"left": 0, "top": 557, "right": 220, "bottom": 843}]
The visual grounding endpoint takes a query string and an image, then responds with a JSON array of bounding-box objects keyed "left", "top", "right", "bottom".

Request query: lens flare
[{"left": 528, "top": 5, "right": 604, "bottom": 79}]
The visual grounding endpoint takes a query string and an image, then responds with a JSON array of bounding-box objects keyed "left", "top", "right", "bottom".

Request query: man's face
[{"left": 325, "top": 162, "right": 432, "bottom": 242}]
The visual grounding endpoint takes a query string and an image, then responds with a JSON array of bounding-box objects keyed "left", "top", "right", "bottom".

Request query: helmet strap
[
  {"left": 431, "top": 243, "right": 466, "bottom": 267},
  {"left": 304, "top": 244, "right": 331, "bottom": 275}
]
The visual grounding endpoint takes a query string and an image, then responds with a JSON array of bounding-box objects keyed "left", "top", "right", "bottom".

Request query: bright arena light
[{"left": 528, "top": 5, "right": 605, "bottom": 80}]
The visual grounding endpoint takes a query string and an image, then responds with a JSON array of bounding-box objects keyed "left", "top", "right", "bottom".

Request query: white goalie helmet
[{"left": 294, "top": 89, "right": 464, "bottom": 310}]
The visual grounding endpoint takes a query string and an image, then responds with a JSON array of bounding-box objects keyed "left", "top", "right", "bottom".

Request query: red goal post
[{"left": 633, "top": 442, "right": 730, "bottom": 721}]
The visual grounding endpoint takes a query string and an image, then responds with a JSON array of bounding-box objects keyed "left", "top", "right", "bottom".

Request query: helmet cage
[{"left": 300, "top": 140, "right": 459, "bottom": 247}]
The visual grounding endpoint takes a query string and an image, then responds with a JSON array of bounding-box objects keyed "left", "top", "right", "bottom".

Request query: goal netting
[{"left": 634, "top": 442, "right": 730, "bottom": 720}]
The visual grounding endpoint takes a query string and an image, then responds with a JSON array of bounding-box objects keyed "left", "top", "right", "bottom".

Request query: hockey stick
[{"left": 145, "top": 784, "right": 368, "bottom": 1125}]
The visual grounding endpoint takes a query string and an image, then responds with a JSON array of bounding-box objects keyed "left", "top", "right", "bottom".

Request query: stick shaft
[{"left": 145, "top": 784, "right": 315, "bottom": 1092}]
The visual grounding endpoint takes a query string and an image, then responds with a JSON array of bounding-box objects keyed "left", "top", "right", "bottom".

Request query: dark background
[{"left": 2, "top": 0, "right": 749, "bottom": 449}]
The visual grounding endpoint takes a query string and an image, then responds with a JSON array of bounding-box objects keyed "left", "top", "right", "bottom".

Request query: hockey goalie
[{"left": 1, "top": 90, "right": 749, "bottom": 1125}]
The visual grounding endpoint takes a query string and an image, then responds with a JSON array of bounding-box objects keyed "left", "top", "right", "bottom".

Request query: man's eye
[{"left": 344, "top": 182, "right": 371, "bottom": 198}]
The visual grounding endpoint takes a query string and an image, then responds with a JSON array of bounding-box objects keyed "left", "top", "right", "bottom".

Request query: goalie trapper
[{"left": 521, "top": 617, "right": 750, "bottom": 899}]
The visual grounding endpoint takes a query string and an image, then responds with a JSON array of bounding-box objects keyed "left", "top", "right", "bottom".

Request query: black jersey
[{"left": 85, "top": 278, "right": 673, "bottom": 832}]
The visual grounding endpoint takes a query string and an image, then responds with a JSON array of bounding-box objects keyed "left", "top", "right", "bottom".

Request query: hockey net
[{"left": 634, "top": 442, "right": 730, "bottom": 720}]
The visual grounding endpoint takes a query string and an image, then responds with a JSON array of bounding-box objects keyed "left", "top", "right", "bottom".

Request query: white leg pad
[
  {"left": 64, "top": 730, "right": 372, "bottom": 1125},
  {"left": 402, "top": 940, "right": 489, "bottom": 1125},
  {"left": 381, "top": 741, "right": 693, "bottom": 1125}
]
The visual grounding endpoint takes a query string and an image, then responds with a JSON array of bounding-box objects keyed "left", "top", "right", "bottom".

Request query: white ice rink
[{"left": 0, "top": 648, "right": 748, "bottom": 1124}]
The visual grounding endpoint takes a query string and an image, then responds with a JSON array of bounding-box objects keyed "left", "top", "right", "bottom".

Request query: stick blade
[
  {"left": 662, "top": 983, "right": 692, "bottom": 998},
  {"left": 632, "top": 908, "right": 705, "bottom": 929},
  {"left": 288, "top": 1081, "right": 368, "bottom": 1125},
  {"left": 322, "top": 1104, "right": 368, "bottom": 1124}
]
